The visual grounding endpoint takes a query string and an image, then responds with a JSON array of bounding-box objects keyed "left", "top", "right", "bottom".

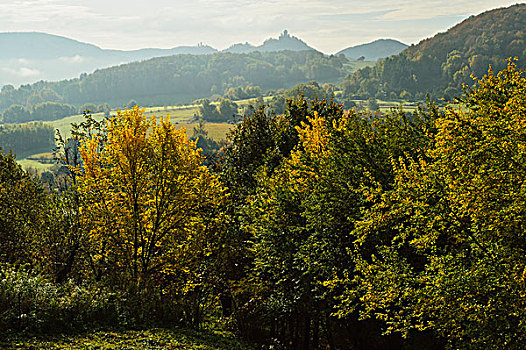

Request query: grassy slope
[
  {"left": 49, "top": 105, "right": 201, "bottom": 140},
  {"left": 36, "top": 97, "right": 272, "bottom": 145},
  {"left": 1, "top": 328, "right": 254, "bottom": 350},
  {"left": 17, "top": 103, "right": 234, "bottom": 171}
]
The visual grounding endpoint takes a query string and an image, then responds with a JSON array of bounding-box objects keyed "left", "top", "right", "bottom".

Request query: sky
[{"left": 0, "top": 0, "right": 520, "bottom": 54}]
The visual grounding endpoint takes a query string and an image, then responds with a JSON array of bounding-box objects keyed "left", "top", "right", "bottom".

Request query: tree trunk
[{"left": 303, "top": 316, "right": 311, "bottom": 350}]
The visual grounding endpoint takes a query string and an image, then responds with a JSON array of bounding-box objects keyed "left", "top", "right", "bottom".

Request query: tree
[
  {"left": 349, "top": 61, "right": 526, "bottom": 349},
  {"left": 367, "top": 97, "right": 379, "bottom": 111},
  {"left": 75, "top": 106, "right": 225, "bottom": 290},
  {"left": 78, "top": 103, "right": 98, "bottom": 114},
  {"left": 199, "top": 99, "right": 221, "bottom": 122},
  {"left": 31, "top": 102, "right": 76, "bottom": 121},
  {"left": 218, "top": 99, "right": 238, "bottom": 122},
  {"left": 2, "top": 104, "right": 30, "bottom": 123},
  {"left": 244, "top": 98, "right": 437, "bottom": 348},
  {"left": 0, "top": 150, "right": 45, "bottom": 265}
]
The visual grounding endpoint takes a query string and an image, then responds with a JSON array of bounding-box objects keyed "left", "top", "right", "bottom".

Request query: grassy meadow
[{"left": 16, "top": 103, "right": 234, "bottom": 171}]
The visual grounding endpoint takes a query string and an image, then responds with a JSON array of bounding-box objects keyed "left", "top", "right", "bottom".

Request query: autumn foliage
[{"left": 3, "top": 61, "right": 526, "bottom": 349}]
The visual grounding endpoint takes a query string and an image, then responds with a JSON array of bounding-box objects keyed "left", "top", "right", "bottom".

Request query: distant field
[
  {"left": 16, "top": 103, "right": 232, "bottom": 171},
  {"left": 15, "top": 96, "right": 420, "bottom": 171},
  {"left": 185, "top": 122, "right": 232, "bottom": 141},
  {"left": 350, "top": 99, "right": 419, "bottom": 113},
  {"left": 17, "top": 158, "right": 57, "bottom": 172},
  {"left": 48, "top": 105, "right": 201, "bottom": 141}
]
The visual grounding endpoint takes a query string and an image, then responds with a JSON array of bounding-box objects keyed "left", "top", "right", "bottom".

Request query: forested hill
[
  {"left": 342, "top": 3, "right": 526, "bottom": 101},
  {"left": 336, "top": 39, "right": 408, "bottom": 61},
  {"left": 0, "top": 32, "right": 218, "bottom": 87},
  {"left": 0, "top": 31, "right": 316, "bottom": 87},
  {"left": 0, "top": 50, "right": 350, "bottom": 117}
]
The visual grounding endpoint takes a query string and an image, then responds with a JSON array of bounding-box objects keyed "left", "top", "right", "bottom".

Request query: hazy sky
[{"left": 0, "top": 0, "right": 519, "bottom": 53}]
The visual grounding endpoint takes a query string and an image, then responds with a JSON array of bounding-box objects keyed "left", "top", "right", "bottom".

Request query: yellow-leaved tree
[{"left": 75, "top": 106, "right": 225, "bottom": 291}]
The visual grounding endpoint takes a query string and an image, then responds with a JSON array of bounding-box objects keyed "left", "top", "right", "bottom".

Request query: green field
[
  {"left": 15, "top": 96, "right": 419, "bottom": 171},
  {"left": 1, "top": 328, "right": 254, "bottom": 350},
  {"left": 48, "top": 105, "right": 202, "bottom": 141},
  {"left": 17, "top": 158, "right": 57, "bottom": 172},
  {"left": 16, "top": 103, "right": 233, "bottom": 171}
]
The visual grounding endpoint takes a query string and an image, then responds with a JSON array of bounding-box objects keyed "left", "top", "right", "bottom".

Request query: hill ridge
[
  {"left": 342, "top": 3, "right": 526, "bottom": 100},
  {"left": 336, "top": 39, "right": 408, "bottom": 61}
]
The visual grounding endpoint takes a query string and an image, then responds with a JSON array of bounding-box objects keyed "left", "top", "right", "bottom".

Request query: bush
[
  {"left": 0, "top": 264, "right": 195, "bottom": 337},
  {"left": 0, "top": 265, "right": 121, "bottom": 335}
]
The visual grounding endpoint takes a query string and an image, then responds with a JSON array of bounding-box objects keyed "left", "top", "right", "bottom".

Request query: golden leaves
[{"left": 76, "top": 105, "right": 225, "bottom": 285}]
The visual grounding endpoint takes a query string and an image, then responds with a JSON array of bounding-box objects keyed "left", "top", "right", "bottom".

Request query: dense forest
[
  {"left": 343, "top": 3, "right": 526, "bottom": 100},
  {"left": 0, "top": 122, "right": 54, "bottom": 158},
  {"left": 0, "top": 50, "right": 351, "bottom": 122},
  {"left": 2, "top": 60, "right": 526, "bottom": 349}
]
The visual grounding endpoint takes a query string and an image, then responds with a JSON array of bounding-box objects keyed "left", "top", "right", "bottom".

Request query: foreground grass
[{"left": 1, "top": 328, "right": 255, "bottom": 350}]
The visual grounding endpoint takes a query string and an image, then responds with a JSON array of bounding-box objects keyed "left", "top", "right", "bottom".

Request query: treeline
[
  {"left": 0, "top": 50, "right": 350, "bottom": 117},
  {"left": 198, "top": 81, "right": 342, "bottom": 123},
  {"left": 342, "top": 3, "right": 526, "bottom": 101},
  {"left": 2, "top": 102, "right": 77, "bottom": 123},
  {"left": 3, "top": 62, "right": 526, "bottom": 349},
  {"left": 267, "top": 81, "right": 338, "bottom": 114},
  {"left": 0, "top": 122, "right": 54, "bottom": 158}
]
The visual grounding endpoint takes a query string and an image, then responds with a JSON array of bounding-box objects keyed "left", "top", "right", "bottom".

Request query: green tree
[
  {"left": 199, "top": 99, "right": 220, "bottom": 122},
  {"left": 349, "top": 61, "right": 526, "bottom": 349},
  {"left": 367, "top": 96, "right": 379, "bottom": 111},
  {"left": 2, "top": 104, "right": 30, "bottom": 123},
  {"left": 245, "top": 98, "right": 437, "bottom": 348},
  {"left": 218, "top": 99, "right": 238, "bottom": 122},
  {"left": 0, "top": 150, "right": 46, "bottom": 265},
  {"left": 79, "top": 103, "right": 98, "bottom": 114}
]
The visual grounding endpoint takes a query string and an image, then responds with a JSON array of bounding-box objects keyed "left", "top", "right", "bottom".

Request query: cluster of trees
[
  {"left": 267, "top": 81, "right": 337, "bottom": 115},
  {"left": 0, "top": 50, "right": 351, "bottom": 114},
  {"left": 3, "top": 61, "right": 526, "bottom": 348},
  {"left": 2, "top": 102, "right": 77, "bottom": 123},
  {"left": 221, "top": 60, "right": 526, "bottom": 349},
  {"left": 198, "top": 99, "right": 239, "bottom": 122},
  {"left": 0, "top": 88, "right": 112, "bottom": 124},
  {"left": 342, "top": 3, "right": 526, "bottom": 101},
  {"left": 223, "top": 86, "right": 263, "bottom": 100},
  {"left": 0, "top": 122, "right": 54, "bottom": 158},
  {"left": 77, "top": 103, "right": 111, "bottom": 116}
]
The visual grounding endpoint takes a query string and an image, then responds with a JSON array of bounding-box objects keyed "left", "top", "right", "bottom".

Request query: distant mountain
[
  {"left": 0, "top": 50, "right": 352, "bottom": 116},
  {"left": 0, "top": 32, "right": 217, "bottom": 61},
  {"left": 112, "top": 44, "right": 217, "bottom": 61},
  {"left": 0, "top": 32, "right": 105, "bottom": 60},
  {"left": 0, "top": 31, "right": 318, "bottom": 87},
  {"left": 223, "top": 30, "right": 315, "bottom": 53},
  {"left": 342, "top": 3, "right": 526, "bottom": 101},
  {"left": 223, "top": 42, "right": 257, "bottom": 54},
  {"left": 0, "top": 32, "right": 218, "bottom": 87},
  {"left": 336, "top": 39, "right": 408, "bottom": 61}
]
